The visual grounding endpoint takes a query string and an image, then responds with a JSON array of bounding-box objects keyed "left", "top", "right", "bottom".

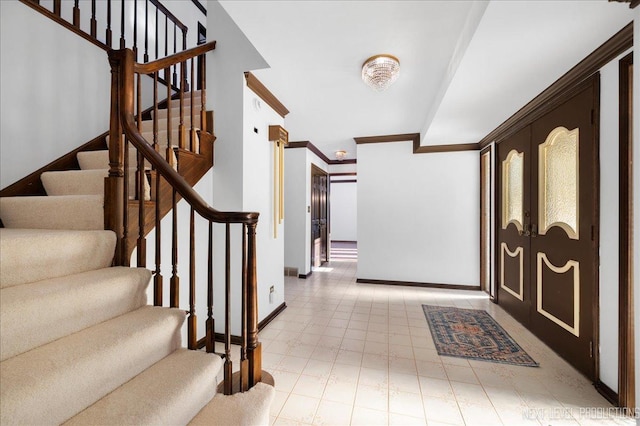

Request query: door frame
[
  {"left": 310, "top": 164, "right": 329, "bottom": 267},
  {"left": 480, "top": 145, "right": 495, "bottom": 300},
  {"left": 618, "top": 52, "right": 635, "bottom": 410}
]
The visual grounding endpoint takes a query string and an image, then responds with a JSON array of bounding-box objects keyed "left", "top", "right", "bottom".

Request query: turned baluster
[
  {"left": 133, "top": 0, "right": 138, "bottom": 60},
  {"left": 240, "top": 223, "right": 249, "bottom": 392},
  {"left": 190, "top": 58, "right": 195, "bottom": 151},
  {"left": 53, "top": 0, "right": 60, "bottom": 16},
  {"left": 223, "top": 223, "right": 233, "bottom": 395},
  {"left": 119, "top": 0, "right": 125, "bottom": 49},
  {"left": 72, "top": 0, "right": 80, "bottom": 28},
  {"left": 170, "top": 188, "right": 179, "bottom": 308},
  {"left": 179, "top": 61, "right": 186, "bottom": 150},
  {"left": 106, "top": 0, "right": 112, "bottom": 47},
  {"left": 246, "top": 222, "right": 262, "bottom": 386},
  {"left": 144, "top": 0, "right": 149, "bottom": 63},
  {"left": 90, "top": 0, "right": 97, "bottom": 38},
  {"left": 188, "top": 208, "right": 197, "bottom": 349},
  {"left": 206, "top": 222, "right": 215, "bottom": 353},
  {"left": 136, "top": 72, "right": 146, "bottom": 268}
]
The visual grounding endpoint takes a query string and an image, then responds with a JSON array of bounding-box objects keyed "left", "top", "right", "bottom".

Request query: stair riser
[
  {"left": 0, "top": 307, "right": 185, "bottom": 425},
  {"left": 0, "top": 229, "right": 116, "bottom": 289},
  {"left": 41, "top": 169, "right": 107, "bottom": 196},
  {"left": 0, "top": 267, "right": 151, "bottom": 361},
  {"left": 0, "top": 195, "right": 104, "bottom": 230}
]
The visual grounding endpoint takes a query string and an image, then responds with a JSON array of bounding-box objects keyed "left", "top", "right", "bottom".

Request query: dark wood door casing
[{"left": 311, "top": 164, "right": 329, "bottom": 267}]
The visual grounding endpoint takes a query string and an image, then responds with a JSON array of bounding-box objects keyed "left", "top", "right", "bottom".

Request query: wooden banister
[{"left": 107, "top": 46, "right": 267, "bottom": 395}]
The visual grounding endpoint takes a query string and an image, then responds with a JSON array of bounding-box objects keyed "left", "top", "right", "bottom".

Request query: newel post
[
  {"left": 246, "top": 222, "right": 262, "bottom": 386},
  {"left": 105, "top": 49, "right": 127, "bottom": 266}
]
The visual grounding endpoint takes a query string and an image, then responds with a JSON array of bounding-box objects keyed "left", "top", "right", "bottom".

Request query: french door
[{"left": 497, "top": 75, "right": 598, "bottom": 378}]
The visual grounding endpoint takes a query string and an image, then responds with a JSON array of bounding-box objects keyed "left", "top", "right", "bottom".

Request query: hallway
[{"left": 260, "top": 258, "right": 633, "bottom": 425}]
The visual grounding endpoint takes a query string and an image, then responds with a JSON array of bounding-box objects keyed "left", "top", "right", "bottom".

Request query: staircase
[{"left": 0, "top": 85, "right": 274, "bottom": 423}]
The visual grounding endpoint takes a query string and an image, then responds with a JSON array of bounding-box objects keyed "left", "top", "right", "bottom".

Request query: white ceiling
[{"left": 219, "top": 0, "right": 634, "bottom": 161}]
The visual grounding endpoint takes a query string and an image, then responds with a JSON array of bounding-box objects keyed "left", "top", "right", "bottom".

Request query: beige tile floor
[{"left": 257, "top": 258, "right": 633, "bottom": 426}]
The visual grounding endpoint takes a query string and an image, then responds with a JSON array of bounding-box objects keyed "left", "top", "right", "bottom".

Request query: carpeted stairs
[{"left": 0, "top": 92, "right": 274, "bottom": 425}]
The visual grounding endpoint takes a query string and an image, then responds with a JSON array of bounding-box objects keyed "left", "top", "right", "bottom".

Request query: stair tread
[
  {"left": 0, "top": 266, "right": 150, "bottom": 361},
  {"left": 0, "top": 195, "right": 104, "bottom": 230},
  {"left": 0, "top": 305, "right": 185, "bottom": 425},
  {"left": 65, "top": 348, "right": 222, "bottom": 426},
  {"left": 41, "top": 169, "right": 108, "bottom": 196},
  {"left": 0, "top": 228, "right": 115, "bottom": 289}
]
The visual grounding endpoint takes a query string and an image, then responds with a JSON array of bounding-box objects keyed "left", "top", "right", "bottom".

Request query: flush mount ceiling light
[
  {"left": 361, "top": 54, "right": 400, "bottom": 91},
  {"left": 335, "top": 150, "right": 347, "bottom": 161}
]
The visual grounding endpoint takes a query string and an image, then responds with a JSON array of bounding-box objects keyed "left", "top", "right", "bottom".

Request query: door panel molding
[
  {"left": 536, "top": 252, "right": 580, "bottom": 337},
  {"left": 500, "top": 242, "right": 523, "bottom": 301}
]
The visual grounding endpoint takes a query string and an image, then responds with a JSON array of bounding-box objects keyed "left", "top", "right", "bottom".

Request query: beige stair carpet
[
  {"left": 0, "top": 195, "right": 104, "bottom": 230},
  {"left": 0, "top": 228, "right": 115, "bottom": 288},
  {"left": 0, "top": 306, "right": 184, "bottom": 425},
  {"left": 1, "top": 267, "right": 150, "bottom": 361},
  {"left": 66, "top": 349, "right": 222, "bottom": 426}
]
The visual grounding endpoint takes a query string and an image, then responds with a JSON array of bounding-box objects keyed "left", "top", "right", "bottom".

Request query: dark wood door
[
  {"left": 311, "top": 165, "right": 328, "bottom": 267},
  {"left": 497, "top": 75, "right": 598, "bottom": 379},
  {"left": 497, "top": 126, "right": 532, "bottom": 327}
]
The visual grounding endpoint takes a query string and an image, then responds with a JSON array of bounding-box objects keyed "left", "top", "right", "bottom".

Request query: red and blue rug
[{"left": 422, "top": 305, "right": 539, "bottom": 367}]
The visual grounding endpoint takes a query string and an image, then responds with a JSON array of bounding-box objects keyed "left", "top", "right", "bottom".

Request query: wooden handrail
[
  {"left": 135, "top": 41, "right": 217, "bottom": 74},
  {"left": 114, "top": 47, "right": 255, "bottom": 224},
  {"left": 107, "top": 46, "right": 267, "bottom": 394}
]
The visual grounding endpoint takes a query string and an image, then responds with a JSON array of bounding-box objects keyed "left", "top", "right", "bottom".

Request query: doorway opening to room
[
  {"left": 329, "top": 173, "right": 357, "bottom": 261},
  {"left": 311, "top": 165, "right": 329, "bottom": 267}
]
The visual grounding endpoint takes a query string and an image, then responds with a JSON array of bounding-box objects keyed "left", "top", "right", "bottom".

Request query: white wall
[
  {"left": 330, "top": 181, "right": 357, "bottom": 242},
  {"left": 243, "top": 84, "right": 285, "bottom": 318},
  {"left": 283, "top": 147, "right": 328, "bottom": 276},
  {"left": 598, "top": 49, "right": 632, "bottom": 393},
  {"left": 357, "top": 141, "right": 479, "bottom": 286},
  {"left": 208, "top": 0, "right": 281, "bottom": 327},
  {"left": 0, "top": 1, "right": 111, "bottom": 189}
]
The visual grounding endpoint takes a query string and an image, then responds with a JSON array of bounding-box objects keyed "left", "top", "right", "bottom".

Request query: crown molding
[
  {"left": 244, "top": 72, "right": 289, "bottom": 118},
  {"left": 354, "top": 133, "right": 479, "bottom": 153}
]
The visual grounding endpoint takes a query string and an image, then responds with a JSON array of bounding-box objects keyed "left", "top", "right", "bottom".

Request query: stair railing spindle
[
  {"left": 190, "top": 58, "right": 196, "bottom": 152},
  {"left": 120, "top": 0, "right": 125, "bottom": 49},
  {"left": 136, "top": 73, "right": 146, "bottom": 268},
  {"left": 144, "top": 0, "right": 149, "bottom": 63},
  {"left": 106, "top": 0, "right": 112, "bottom": 47},
  {"left": 155, "top": 7, "right": 159, "bottom": 60},
  {"left": 72, "top": 0, "right": 80, "bottom": 27},
  {"left": 206, "top": 221, "right": 214, "bottom": 353},
  {"left": 122, "top": 136, "right": 130, "bottom": 266},
  {"left": 179, "top": 61, "right": 186, "bottom": 150},
  {"left": 200, "top": 54, "right": 206, "bottom": 133},
  {"left": 53, "top": 0, "right": 60, "bottom": 16},
  {"left": 240, "top": 223, "right": 249, "bottom": 392},
  {"left": 154, "top": 170, "right": 163, "bottom": 306},
  {"left": 170, "top": 188, "right": 179, "bottom": 308},
  {"left": 172, "top": 24, "right": 178, "bottom": 87},
  {"left": 188, "top": 207, "right": 197, "bottom": 349},
  {"left": 224, "top": 223, "right": 232, "bottom": 395},
  {"left": 90, "top": 0, "right": 97, "bottom": 38},
  {"left": 246, "top": 222, "right": 261, "bottom": 386},
  {"left": 133, "top": 0, "right": 138, "bottom": 60}
]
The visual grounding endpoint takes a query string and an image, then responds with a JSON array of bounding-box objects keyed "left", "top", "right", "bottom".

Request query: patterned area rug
[{"left": 422, "top": 305, "right": 539, "bottom": 367}]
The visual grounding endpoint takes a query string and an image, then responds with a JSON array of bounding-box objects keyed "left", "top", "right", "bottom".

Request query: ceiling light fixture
[
  {"left": 335, "top": 150, "right": 347, "bottom": 161},
  {"left": 361, "top": 54, "right": 400, "bottom": 91}
]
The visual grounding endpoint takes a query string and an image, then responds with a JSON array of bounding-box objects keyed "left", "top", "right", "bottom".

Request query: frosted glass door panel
[
  {"left": 501, "top": 150, "right": 524, "bottom": 232},
  {"left": 538, "top": 127, "right": 579, "bottom": 239}
]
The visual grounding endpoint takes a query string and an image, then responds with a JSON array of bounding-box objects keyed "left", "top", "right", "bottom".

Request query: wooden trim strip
[
  {"left": 0, "top": 132, "right": 108, "bottom": 197},
  {"left": 618, "top": 52, "right": 635, "bottom": 410},
  {"left": 330, "top": 172, "right": 357, "bottom": 177},
  {"left": 287, "top": 141, "right": 331, "bottom": 163},
  {"left": 594, "top": 380, "right": 618, "bottom": 405},
  {"left": 331, "top": 240, "right": 357, "bottom": 243},
  {"left": 356, "top": 278, "right": 481, "bottom": 291},
  {"left": 190, "top": 0, "right": 207, "bottom": 16},
  {"left": 354, "top": 133, "right": 480, "bottom": 153},
  {"left": 244, "top": 72, "right": 289, "bottom": 118},
  {"left": 331, "top": 179, "right": 357, "bottom": 184},
  {"left": 330, "top": 159, "right": 357, "bottom": 164},
  {"left": 479, "top": 22, "right": 633, "bottom": 147},
  {"left": 19, "top": 0, "right": 109, "bottom": 51},
  {"left": 196, "top": 306, "right": 288, "bottom": 350},
  {"left": 257, "top": 302, "right": 287, "bottom": 330},
  {"left": 298, "top": 271, "right": 313, "bottom": 279}
]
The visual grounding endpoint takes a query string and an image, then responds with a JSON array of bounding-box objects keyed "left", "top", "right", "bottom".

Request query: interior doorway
[{"left": 311, "top": 164, "right": 329, "bottom": 267}]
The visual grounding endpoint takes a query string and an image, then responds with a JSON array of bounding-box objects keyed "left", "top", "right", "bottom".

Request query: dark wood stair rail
[{"left": 107, "top": 44, "right": 266, "bottom": 394}]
